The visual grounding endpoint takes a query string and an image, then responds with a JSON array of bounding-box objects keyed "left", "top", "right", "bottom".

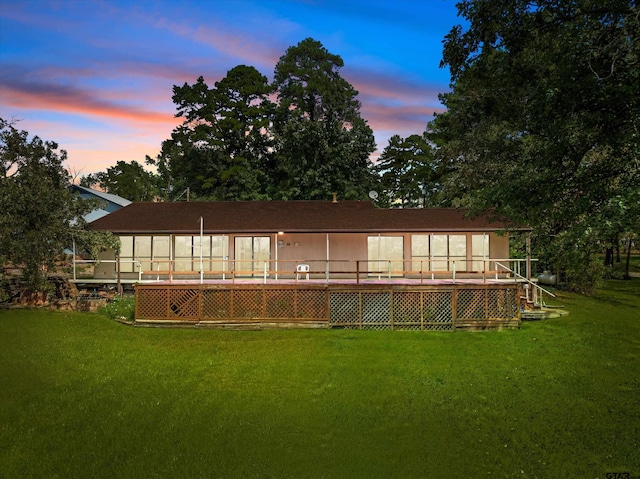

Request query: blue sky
[{"left": 0, "top": 0, "right": 463, "bottom": 176}]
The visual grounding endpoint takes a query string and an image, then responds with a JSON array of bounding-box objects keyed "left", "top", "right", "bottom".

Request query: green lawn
[{"left": 1, "top": 280, "right": 639, "bottom": 478}]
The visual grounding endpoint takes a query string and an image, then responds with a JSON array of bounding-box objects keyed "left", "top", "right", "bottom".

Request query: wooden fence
[{"left": 134, "top": 283, "right": 520, "bottom": 331}]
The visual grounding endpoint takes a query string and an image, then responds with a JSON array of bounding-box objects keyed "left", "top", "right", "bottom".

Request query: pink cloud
[
  {"left": 348, "top": 69, "right": 446, "bottom": 105},
  {"left": 362, "top": 102, "right": 446, "bottom": 132},
  {"left": 0, "top": 77, "right": 177, "bottom": 127}
]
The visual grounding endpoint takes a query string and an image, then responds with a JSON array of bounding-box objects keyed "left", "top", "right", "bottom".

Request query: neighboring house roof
[
  {"left": 70, "top": 185, "right": 132, "bottom": 211},
  {"left": 89, "top": 201, "right": 530, "bottom": 234},
  {"left": 83, "top": 208, "right": 111, "bottom": 223}
]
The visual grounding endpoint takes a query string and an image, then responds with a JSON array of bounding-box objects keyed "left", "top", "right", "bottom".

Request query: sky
[{"left": 0, "top": 0, "right": 464, "bottom": 177}]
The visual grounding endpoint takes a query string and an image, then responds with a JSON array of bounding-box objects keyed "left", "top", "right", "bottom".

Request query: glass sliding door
[
  {"left": 234, "top": 236, "right": 271, "bottom": 276},
  {"left": 211, "top": 236, "right": 229, "bottom": 274}
]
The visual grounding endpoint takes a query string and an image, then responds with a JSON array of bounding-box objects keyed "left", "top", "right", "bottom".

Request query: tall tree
[
  {"left": 432, "top": 0, "right": 639, "bottom": 292},
  {"left": 149, "top": 66, "right": 274, "bottom": 201},
  {"left": 0, "top": 118, "right": 117, "bottom": 293},
  {"left": 81, "top": 160, "right": 158, "bottom": 201},
  {"left": 374, "top": 133, "right": 445, "bottom": 207},
  {"left": 271, "top": 38, "right": 377, "bottom": 200}
]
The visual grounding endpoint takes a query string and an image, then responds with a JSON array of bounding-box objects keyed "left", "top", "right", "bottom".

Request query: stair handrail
[{"left": 494, "top": 261, "right": 556, "bottom": 299}]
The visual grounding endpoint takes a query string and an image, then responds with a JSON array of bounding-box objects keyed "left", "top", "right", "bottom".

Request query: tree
[
  {"left": 374, "top": 132, "right": 445, "bottom": 207},
  {"left": 0, "top": 118, "right": 118, "bottom": 293},
  {"left": 149, "top": 66, "right": 274, "bottom": 201},
  {"left": 271, "top": 38, "right": 377, "bottom": 200},
  {"left": 80, "top": 160, "right": 159, "bottom": 201},
  {"left": 431, "top": 0, "right": 639, "bottom": 292},
  {"left": 149, "top": 40, "right": 378, "bottom": 202}
]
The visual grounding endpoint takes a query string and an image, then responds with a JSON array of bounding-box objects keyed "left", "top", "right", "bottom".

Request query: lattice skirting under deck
[{"left": 135, "top": 284, "right": 520, "bottom": 330}]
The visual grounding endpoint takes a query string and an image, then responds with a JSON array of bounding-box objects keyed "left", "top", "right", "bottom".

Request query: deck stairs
[{"left": 495, "top": 262, "right": 569, "bottom": 321}]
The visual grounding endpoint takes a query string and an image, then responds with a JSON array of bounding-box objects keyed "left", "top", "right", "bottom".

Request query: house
[
  {"left": 69, "top": 184, "right": 132, "bottom": 223},
  {"left": 86, "top": 200, "right": 531, "bottom": 282},
  {"left": 86, "top": 200, "right": 534, "bottom": 329}
]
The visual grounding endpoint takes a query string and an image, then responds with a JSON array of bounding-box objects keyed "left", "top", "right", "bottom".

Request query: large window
[
  {"left": 118, "top": 235, "right": 171, "bottom": 273},
  {"left": 431, "top": 235, "right": 449, "bottom": 271},
  {"left": 471, "top": 234, "right": 490, "bottom": 272},
  {"left": 449, "top": 235, "right": 467, "bottom": 272},
  {"left": 175, "top": 235, "right": 229, "bottom": 273},
  {"left": 411, "top": 235, "right": 430, "bottom": 272},
  {"left": 119, "top": 236, "right": 134, "bottom": 273},
  {"left": 174, "top": 236, "right": 194, "bottom": 272},
  {"left": 367, "top": 236, "right": 404, "bottom": 276},
  {"left": 412, "top": 234, "right": 468, "bottom": 272}
]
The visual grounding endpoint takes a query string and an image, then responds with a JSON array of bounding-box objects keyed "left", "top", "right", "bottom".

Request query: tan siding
[{"left": 490, "top": 233, "right": 509, "bottom": 259}]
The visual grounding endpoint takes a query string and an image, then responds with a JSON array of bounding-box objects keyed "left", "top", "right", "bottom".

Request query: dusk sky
[{"left": 0, "top": 0, "right": 463, "bottom": 176}]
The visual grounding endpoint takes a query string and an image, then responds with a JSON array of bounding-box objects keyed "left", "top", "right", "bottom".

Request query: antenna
[{"left": 368, "top": 190, "right": 378, "bottom": 200}]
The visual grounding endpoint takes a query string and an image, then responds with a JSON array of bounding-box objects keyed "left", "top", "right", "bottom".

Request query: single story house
[{"left": 86, "top": 200, "right": 531, "bottom": 283}]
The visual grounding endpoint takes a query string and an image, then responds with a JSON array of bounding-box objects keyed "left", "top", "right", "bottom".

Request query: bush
[{"left": 101, "top": 294, "right": 135, "bottom": 321}]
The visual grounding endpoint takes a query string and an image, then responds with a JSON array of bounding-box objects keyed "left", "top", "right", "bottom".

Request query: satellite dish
[{"left": 368, "top": 190, "right": 378, "bottom": 200}]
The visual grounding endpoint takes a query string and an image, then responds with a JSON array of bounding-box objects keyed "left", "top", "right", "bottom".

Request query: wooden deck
[{"left": 134, "top": 281, "right": 521, "bottom": 331}]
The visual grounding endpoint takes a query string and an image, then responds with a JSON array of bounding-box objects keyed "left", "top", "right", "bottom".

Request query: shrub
[{"left": 101, "top": 294, "right": 135, "bottom": 321}]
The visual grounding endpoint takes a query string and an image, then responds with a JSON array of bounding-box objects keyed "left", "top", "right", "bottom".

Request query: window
[
  {"left": 471, "top": 234, "right": 489, "bottom": 272},
  {"left": 367, "top": 236, "right": 404, "bottom": 276},
  {"left": 175, "top": 235, "right": 229, "bottom": 273},
  {"left": 411, "top": 235, "right": 430, "bottom": 272},
  {"left": 431, "top": 235, "right": 448, "bottom": 271},
  {"left": 449, "top": 235, "right": 467, "bottom": 272},
  {"left": 134, "top": 236, "right": 152, "bottom": 271},
  {"left": 174, "top": 236, "right": 193, "bottom": 271},
  {"left": 152, "top": 236, "right": 171, "bottom": 271},
  {"left": 119, "top": 236, "right": 134, "bottom": 272},
  {"left": 118, "top": 235, "right": 172, "bottom": 273},
  {"left": 419, "top": 234, "right": 467, "bottom": 272}
]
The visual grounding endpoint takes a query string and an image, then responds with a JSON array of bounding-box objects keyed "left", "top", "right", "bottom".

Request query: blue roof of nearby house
[{"left": 70, "top": 184, "right": 132, "bottom": 209}]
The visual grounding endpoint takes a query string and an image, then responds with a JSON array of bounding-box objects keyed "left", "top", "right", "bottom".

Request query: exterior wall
[
  {"left": 490, "top": 233, "right": 509, "bottom": 260},
  {"left": 82, "top": 231, "right": 513, "bottom": 281},
  {"left": 93, "top": 249, "right": 116, "bottom": 278},
  {"left": 272, "top": 233, "right": 366, "bottom": 277}
]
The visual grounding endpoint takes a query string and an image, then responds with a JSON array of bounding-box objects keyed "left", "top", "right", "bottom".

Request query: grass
[{"left": 1, "top": 280, "right": 639, "bottom": 478}]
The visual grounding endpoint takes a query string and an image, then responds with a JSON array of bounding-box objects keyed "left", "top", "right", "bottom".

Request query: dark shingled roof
[{"left": 89, "top": 201, "right": 529, "bottom": 234}]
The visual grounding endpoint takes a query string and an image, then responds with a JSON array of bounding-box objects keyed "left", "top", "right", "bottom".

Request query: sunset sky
[{"left": 0, "top": 0, "right": 463, "bottom": 176}]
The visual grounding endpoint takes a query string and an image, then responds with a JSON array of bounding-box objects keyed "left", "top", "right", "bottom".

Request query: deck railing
[
  {"left": 71, "top": 258, "right": 538, "bottom": 285},
  {"left": 495, "top": 261, "right": 555, "bottom": 307}
]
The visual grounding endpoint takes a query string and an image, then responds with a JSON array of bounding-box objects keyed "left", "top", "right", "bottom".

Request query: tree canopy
[
  {"left": 1, "top": 118, "right": 118, "bottom": 293},
  {"left": 146, "top": 38, "right": 378, "bottom": 202},
  {"left": 373, "top": 132, "right": 446, "bottom": 208},
  {"left": 150, "top": 66, "right": 274, "bottom": 201},
  {"left": 271, "top": 38, "right": 377, "bottom": 200},
  {"left": 81, "top": 160, "right": 159, "bottom": 201},
  {"left": 430, "top": 0, "right": 639, "bottom": 291}
]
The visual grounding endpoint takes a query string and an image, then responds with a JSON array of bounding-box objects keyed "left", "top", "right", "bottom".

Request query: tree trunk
[
  {"left": 604, "top": 247, "right": 614, "bottom": 267},
  {"left": 624, "top": 239, "right": 632, "bottom": 280}
]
